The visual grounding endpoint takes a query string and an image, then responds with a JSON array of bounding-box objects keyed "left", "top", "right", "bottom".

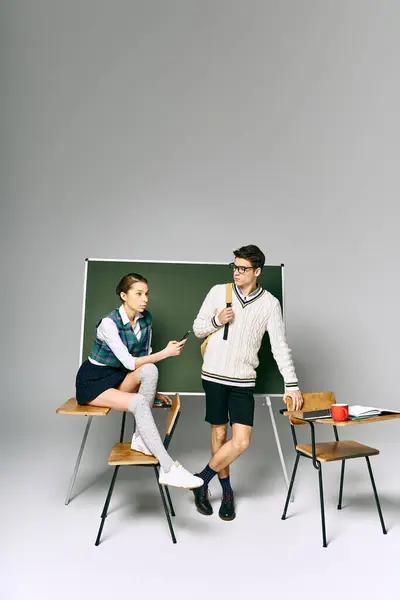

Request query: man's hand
[
  {"left": 218, "top": 307, "right": 234, "bottom": 325},
  {"left": 284, "top": 390, "right": 304, "bottom": 411}
]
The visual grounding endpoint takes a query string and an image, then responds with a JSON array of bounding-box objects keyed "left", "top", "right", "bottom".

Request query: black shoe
[
  {"left": 192, "top": 482, "right": 213, "bottom": 516},
  {"left": 219, "top": 493, "right": 235, "bottom": 521}
]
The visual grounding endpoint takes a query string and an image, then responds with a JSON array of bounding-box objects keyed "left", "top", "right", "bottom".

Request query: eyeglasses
[{"left": 228, "top": 263, "right": 256, "bottom": 274}]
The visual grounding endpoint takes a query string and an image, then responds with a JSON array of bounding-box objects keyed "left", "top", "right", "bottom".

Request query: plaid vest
[{"left": 89, "top": 308, "right": 152, "bottom": 368}]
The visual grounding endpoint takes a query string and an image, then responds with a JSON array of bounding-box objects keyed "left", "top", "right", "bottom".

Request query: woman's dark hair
[
  {"left": 233, "top": 245, "right": 265, "bottom": 270},
  {"left": 116, "top": 273, "right": 148, "bottom": 298}
]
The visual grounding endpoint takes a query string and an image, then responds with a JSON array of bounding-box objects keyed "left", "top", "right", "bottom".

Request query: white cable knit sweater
[{"left": 192, "top": 284, "right": 299, "bottom": 390}]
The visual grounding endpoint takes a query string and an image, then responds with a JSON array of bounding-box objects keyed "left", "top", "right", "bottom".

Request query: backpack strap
[
  {"left": 223, "top": 283, "right": 234, "bottom": 340},
  {"left": 225, "top": 282, "right": 233, "bottom": 304}
]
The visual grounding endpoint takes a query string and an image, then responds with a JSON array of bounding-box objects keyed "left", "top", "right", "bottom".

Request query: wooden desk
[{"left": 284, "top": 411, "right": 400, "bottom": 426}]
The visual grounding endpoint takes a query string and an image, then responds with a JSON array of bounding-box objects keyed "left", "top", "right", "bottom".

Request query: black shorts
[
  {"left": 75, "top": 360, "right": 127, "bottom": 405},
  {"left": 202, "top": 380, "right": 255, "bottom": 427}
]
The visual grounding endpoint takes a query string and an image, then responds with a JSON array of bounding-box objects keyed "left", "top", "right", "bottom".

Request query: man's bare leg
[
  {"left": 193, "top": 423, "right": 252, "bottom": 517},
  {"left": 211, "top": 424, "right": 238, "bottom": 519},
  {"left": 211, "top": 424, "right": 229, "bottom": 479},
  {"left": 191, "top": 424, "right": 228, "bottom": 516},
  {"left": 209, "top": 423, "right": 252, "bottom": 473}
]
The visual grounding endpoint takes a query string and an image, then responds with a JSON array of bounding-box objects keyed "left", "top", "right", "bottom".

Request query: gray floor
[{"left": 3, "top": 401, "right": 399, "bottom": 600}]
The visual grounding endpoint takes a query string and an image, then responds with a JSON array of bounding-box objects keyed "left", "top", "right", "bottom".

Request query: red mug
[{"left": 331, "top": 404, "right": 349, "bottom": 422}]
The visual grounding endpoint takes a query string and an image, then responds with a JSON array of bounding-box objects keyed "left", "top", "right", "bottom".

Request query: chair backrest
[
  {"left": 166, "top": 393, "right": 181, "bottom": 436},
  {"left": 286, "top": 392, "right": 336, "bottom": 425}
]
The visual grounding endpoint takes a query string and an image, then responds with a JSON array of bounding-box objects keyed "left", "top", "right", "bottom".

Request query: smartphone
[{"left": 180, "top": 330, "right": 192, "bottom": 341}]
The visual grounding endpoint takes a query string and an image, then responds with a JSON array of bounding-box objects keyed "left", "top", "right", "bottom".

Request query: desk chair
[
  {"left": 95, "top": 393, "right": 181, "bottom": 546},
  {"left": 56, "top": 396, "right": 170, "bottom": 505},
  {"left": 281, "top": 392, "right": 387, "bottom": 548}
]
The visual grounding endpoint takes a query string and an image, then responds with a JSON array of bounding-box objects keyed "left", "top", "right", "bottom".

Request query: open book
[{"left": 349, "top": 405, "right": 400, "bottom": 418}]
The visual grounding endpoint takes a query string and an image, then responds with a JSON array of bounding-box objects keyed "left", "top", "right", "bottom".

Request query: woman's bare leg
[
  {"left": 87, "top": 388, "right": 133, "bottom": 411},
  {"left": 117, "top": 369, "right": 142, "bottom": 393}
]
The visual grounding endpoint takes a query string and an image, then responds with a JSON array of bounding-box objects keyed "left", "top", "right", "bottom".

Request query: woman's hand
[
  {"left": 163, "top": 339, "right": 186, "bottom": 358},
  {"left": 153, "top": 392, "right": 172, "bottom": 407}
]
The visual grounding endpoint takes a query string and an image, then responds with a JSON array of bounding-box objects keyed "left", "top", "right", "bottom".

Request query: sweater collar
[{"left": 234, "top": 284, "right": 263, "bottom": 301}]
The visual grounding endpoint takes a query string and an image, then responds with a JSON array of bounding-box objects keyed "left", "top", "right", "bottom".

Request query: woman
[{"left": 76, "top": 272, "right": 202, "bottom": 489}]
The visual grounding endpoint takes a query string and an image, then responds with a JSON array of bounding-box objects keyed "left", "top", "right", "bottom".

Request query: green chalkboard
[{"left": 80, "top": 260, "right": 285, "bottom": 395}]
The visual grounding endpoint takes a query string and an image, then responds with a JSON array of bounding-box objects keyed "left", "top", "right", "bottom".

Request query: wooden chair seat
[
  {"left": 296, "top": 440, "right": 379, "bottom": 462},
  {"left": 56, "top": 398, "right": 110, "bottom": 416},
  {"left": 108, "top": 442, "right": 159, "bottom": 466}
]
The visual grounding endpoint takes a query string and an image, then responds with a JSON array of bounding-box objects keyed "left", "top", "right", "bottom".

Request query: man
[{"left": 192, "top": 244, "right": 303, "bottom": 520}]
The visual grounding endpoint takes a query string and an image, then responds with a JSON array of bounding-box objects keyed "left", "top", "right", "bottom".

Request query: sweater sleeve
[
  {"left": 193, "top": 286, "right": 224, "bottom": 339},
  {"left": 266, "top": 300, "right": 299, "bottom": 391}
]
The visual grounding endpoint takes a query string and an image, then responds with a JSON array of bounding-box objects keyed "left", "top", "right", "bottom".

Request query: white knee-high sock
[
  {"left": 137, "top": 363, "right": 158, "bottom": 406},
  {"left": 128, "top": 393, "right": 174, "bottom": 471}
]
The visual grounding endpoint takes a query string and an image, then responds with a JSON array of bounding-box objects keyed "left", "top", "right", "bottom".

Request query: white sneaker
[
  {"left": 131, "top": 432, "right": 153, "bottom": 455},
  {"left": 159, "top": 462, "right": 203, "bottom": 489}
]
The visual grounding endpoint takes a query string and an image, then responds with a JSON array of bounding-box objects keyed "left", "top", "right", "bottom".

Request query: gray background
[{"left": 2, "top": 1, "right": 400, "bottom": 599}]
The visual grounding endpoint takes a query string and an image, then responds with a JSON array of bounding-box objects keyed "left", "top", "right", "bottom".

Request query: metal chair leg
[
  {"left": 95, "top": 466, "right": 120, "bottom": 546},
  {"left": 153, "top": 467, "right": 177, "bottom": 543},
  {"left": 266, "top": 396, "right": 294, "bottom": 502},
  {"left": 119, "top": 412, "right": 127, "bottom": 442},
  {"left": 365, "top": 456, "right": 387, "bottom": 535},
  {"left": 281, "top": 453, "right": 300, "bottom": 520},
  {"left": 337, "top": 460, "right": 345, "bottom": 510},
  {"left": 316, "top": 463, "right": 327, "bottom": 548},
  {"left": 164, "top": 485, "right": 175, "bottom": 517},
  {"left": 65, "top": 416, "right": 93, "bottom": 505}
]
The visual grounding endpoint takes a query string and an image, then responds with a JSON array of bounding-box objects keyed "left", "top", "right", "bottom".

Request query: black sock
[
  {"left": 219, "top": 475, "right": 233, "bottom": 497},
  {"left": 196, "top": 464, "right": 217, "bottom": 487}
]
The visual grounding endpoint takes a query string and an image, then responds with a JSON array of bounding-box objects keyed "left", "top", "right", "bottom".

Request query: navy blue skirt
[{"left": 75, "top": 360, "right": 127, "bottom": 405}]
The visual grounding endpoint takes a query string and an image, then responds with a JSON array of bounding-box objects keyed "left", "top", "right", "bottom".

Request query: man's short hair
[{"left": 233, "top": 245, "right": 265, "bottom": 270}]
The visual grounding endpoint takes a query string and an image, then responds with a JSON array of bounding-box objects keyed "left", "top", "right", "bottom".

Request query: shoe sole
[
  {"left": 219, "top": 514, "right": 236, "bottom": 521},
  {"left": 130, "top": 441, "right": 153, "bottom": 455},
  {"left": 159, "top": 482, "right": 203, "bottom": 489},
  {"left": 196, "top": 507, "right": 213, "bottom": 516},
  {"left": 130, "top": 448, "right": 153, "bottom": 455}
]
